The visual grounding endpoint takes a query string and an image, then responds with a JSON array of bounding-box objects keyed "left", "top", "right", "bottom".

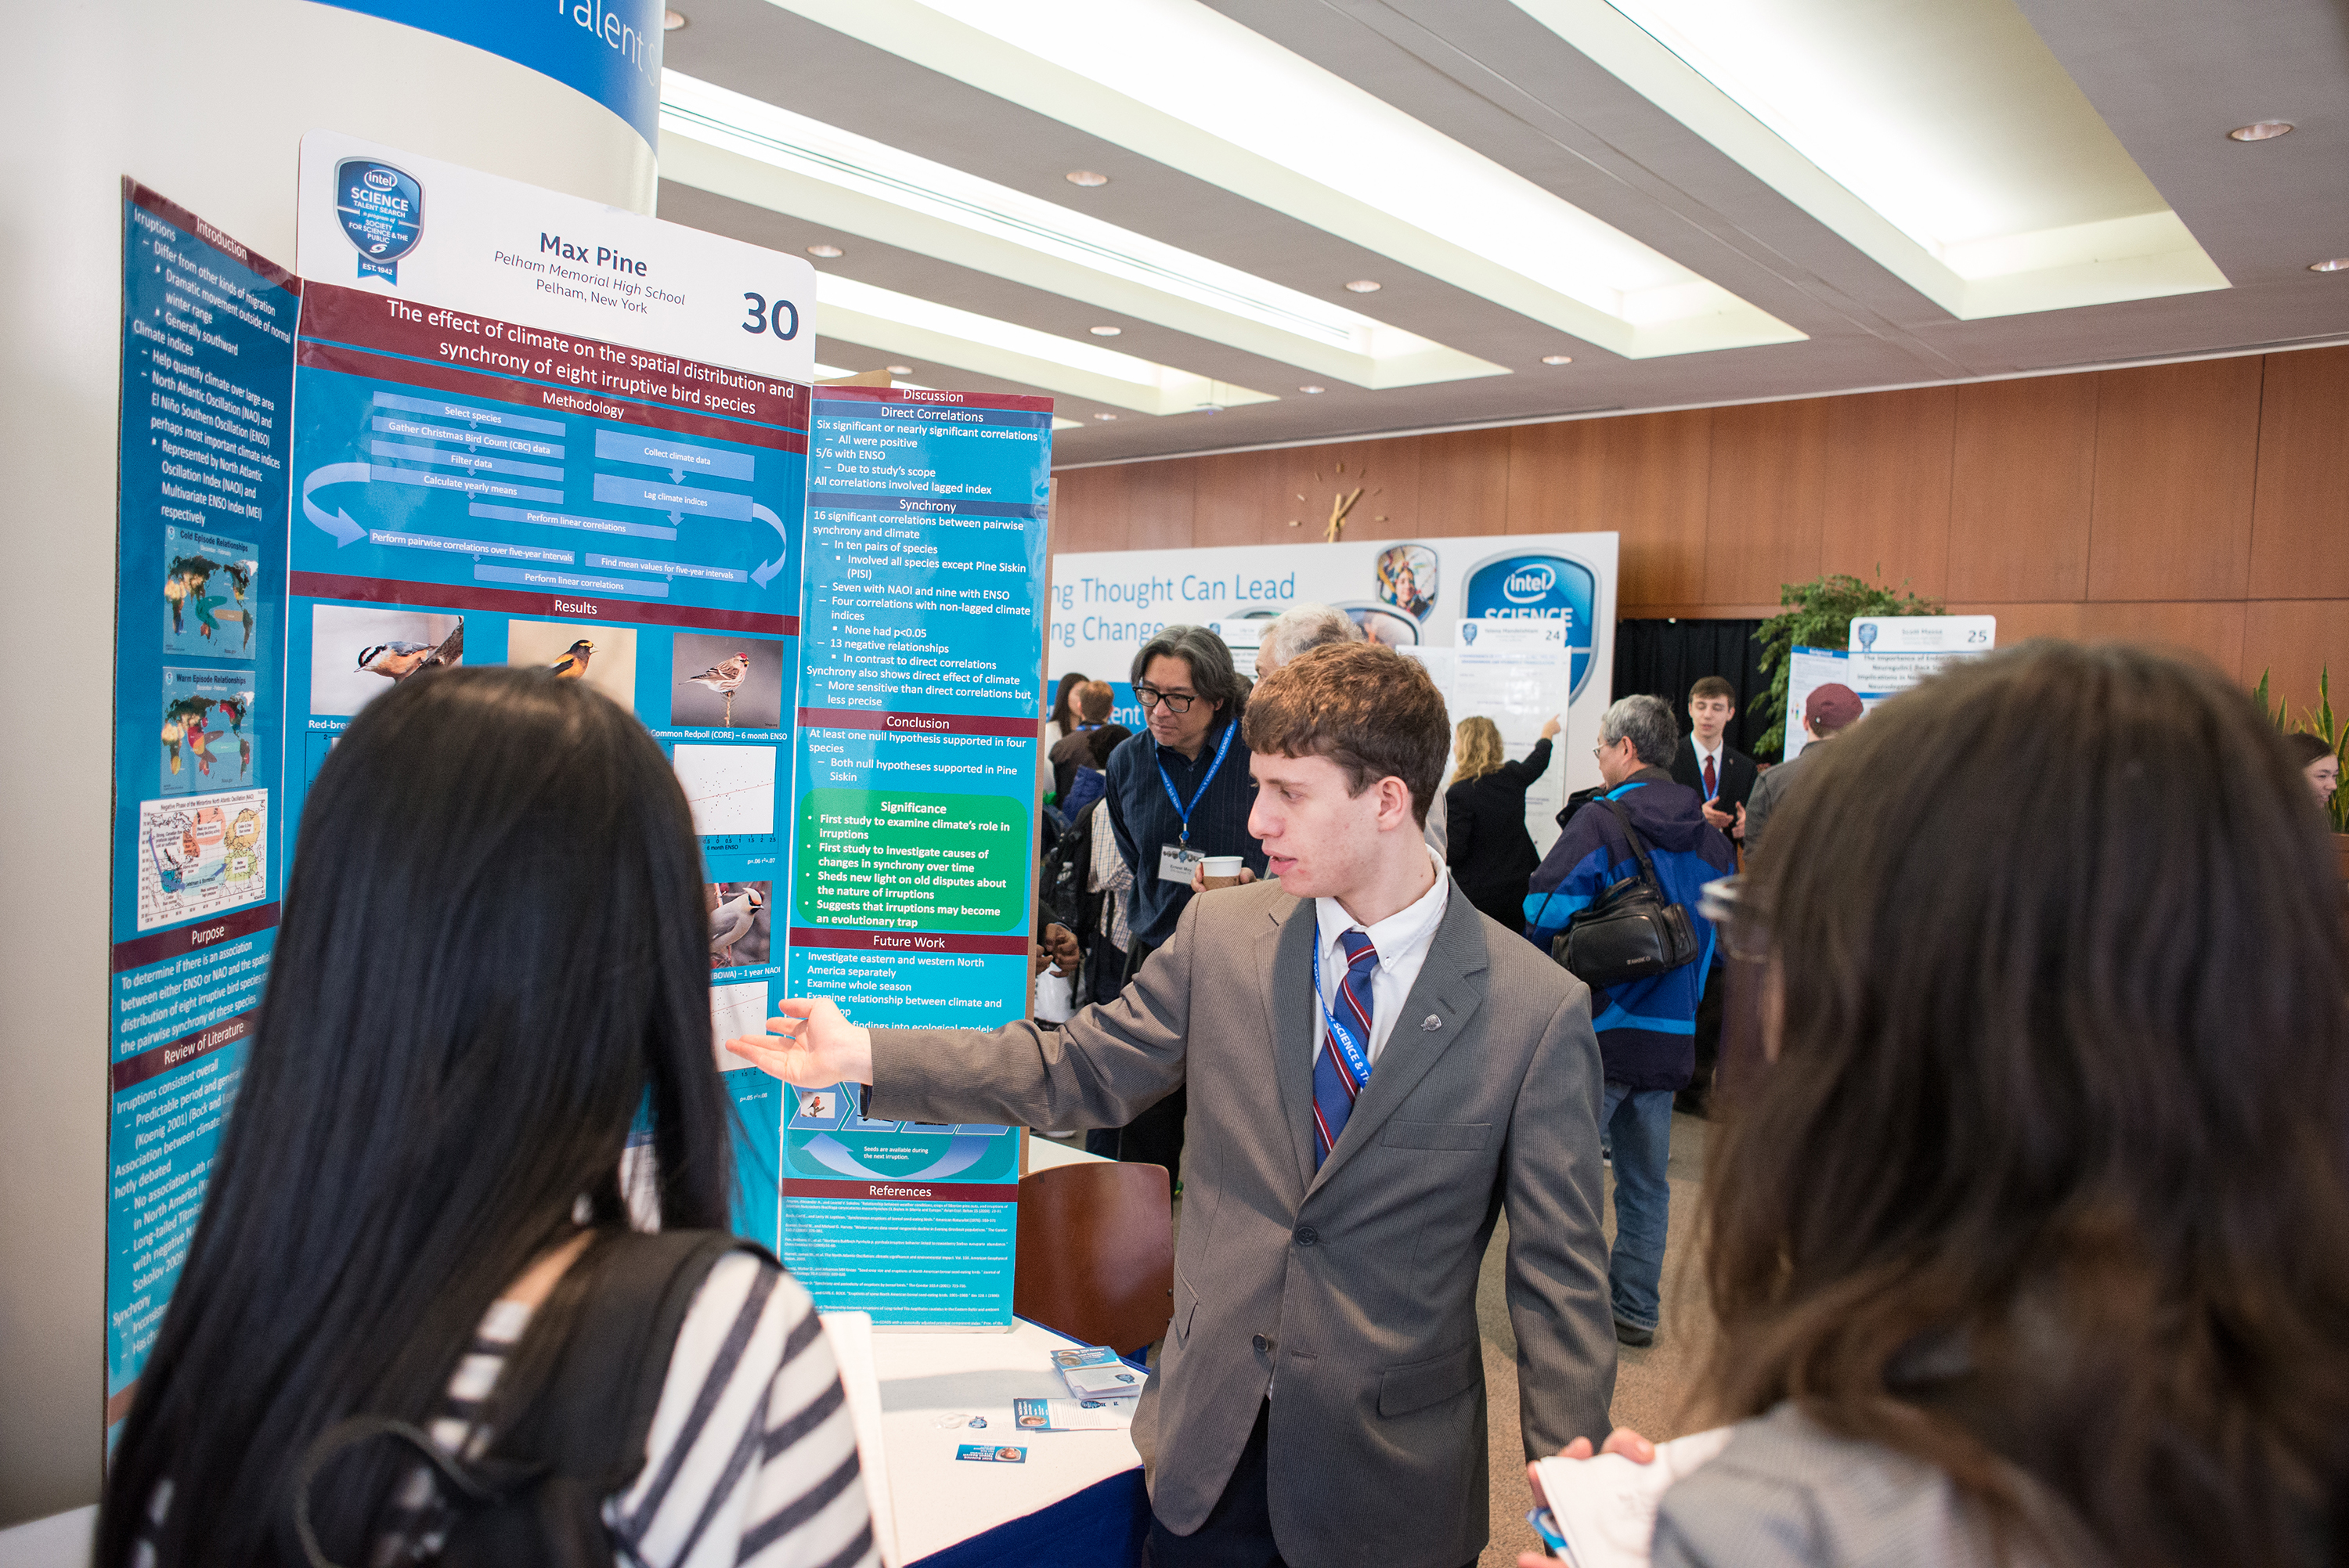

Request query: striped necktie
[{"left": 1313, "top": 929, "right": 1379, "bottom": 1167}]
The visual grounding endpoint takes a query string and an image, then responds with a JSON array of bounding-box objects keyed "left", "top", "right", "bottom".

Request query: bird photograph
[
  {"left": 355, "top": 617, "right": 464, "bottom": 683},
  {"left": 680, "top": 649, "right": 752, "bottom": 726},
  {"left": 549, "top": 639, "right": 595, "bottom": 679},
  {"left": 708, "top": 882, "right": 770, "bottom": 968}
]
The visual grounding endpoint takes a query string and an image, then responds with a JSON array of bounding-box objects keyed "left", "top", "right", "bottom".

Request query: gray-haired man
[{"left": 1521, "top": 694, "right": 1734, "bottom": 1346}]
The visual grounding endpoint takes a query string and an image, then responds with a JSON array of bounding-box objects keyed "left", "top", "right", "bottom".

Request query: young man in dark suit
[
  {"left": 1667, "top": 676, "right": 1755, "bottom": 1116},
  {"left": 1668, "top": 676, "right": 1759, "bottom": 850}
]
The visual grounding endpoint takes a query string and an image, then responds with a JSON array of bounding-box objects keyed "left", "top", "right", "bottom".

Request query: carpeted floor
[
  {"left": 1107, "top": 1108, "right": 1716, "bottom": 1567},
  {"left": 1476, "top": 1111, "right": 1715, "bottom": 1567}
]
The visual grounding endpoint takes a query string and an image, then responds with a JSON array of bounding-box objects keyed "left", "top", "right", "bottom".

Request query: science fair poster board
[
  {"left": 1049, "top": 534, "right": 1618, "bottom": 854},
  {"left": 283, "top": 131, "right": 816, "bottom": 1259},
  {"left": 107, "top": 183, "right": 296, "bottom": 1421},
  {"left": 1784, "top": 616, "right": 1997, "bottom": 759},
  {"left": 781, "top": 384, "right": 1052, "bottom": 1328}
]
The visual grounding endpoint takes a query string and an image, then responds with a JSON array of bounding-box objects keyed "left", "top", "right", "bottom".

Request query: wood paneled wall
[{"left": 1052, "top": 346, "right": 2349, "bottom": 705}]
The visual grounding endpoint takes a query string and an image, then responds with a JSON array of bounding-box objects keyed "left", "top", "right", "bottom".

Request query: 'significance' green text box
[{"left": 796, "top": 787, "right": 1026, "bottom": 932}]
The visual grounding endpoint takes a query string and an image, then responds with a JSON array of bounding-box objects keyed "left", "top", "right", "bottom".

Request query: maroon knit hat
[{"left": 1804, "top": 683, "right": 1864, "bottom": 733}]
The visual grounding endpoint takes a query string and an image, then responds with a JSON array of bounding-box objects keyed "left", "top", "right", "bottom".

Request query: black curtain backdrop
[{"left": 1611, "top": 619, "right": 1777, "bottom": 762}]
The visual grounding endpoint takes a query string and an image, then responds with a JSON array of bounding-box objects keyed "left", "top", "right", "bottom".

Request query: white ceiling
[{"left": 654, "top": 0, "right": 2349, "bottom": 465}]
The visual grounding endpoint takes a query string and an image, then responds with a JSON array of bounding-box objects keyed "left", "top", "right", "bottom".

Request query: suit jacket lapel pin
[{"left": 1422, "top": 1014, "right": 1442, "bottom": 1032}]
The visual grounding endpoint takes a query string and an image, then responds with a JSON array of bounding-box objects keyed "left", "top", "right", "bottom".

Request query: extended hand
[
  {"left": 1539, "top": 713, "right": 1563, "bottom": 741},
  {"left": 725, "top": 997, "right": 875, "bottom": 1087},
  {"left": 1701, "top": 798, "right": 1734, "bottom": 831}
]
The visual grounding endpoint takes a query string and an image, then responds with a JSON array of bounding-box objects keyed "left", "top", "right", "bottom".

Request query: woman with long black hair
[
  {"left": 99, "top": 669, "right": 875, "bottom": 1568},
  {"left": 1529, "top": 641, "right": 2349, "bottom": 1568}
]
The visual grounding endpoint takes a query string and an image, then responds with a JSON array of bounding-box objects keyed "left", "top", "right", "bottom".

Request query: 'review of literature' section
[
  {"left": 283, "top": 131, "right": 817, "bottom": 1251},
  {"left": 782, "top": 384, "right": 1052, "bottom": 1327}
]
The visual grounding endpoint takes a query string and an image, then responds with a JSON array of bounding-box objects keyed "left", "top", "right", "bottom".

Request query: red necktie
[{"left": 1703, "top": 755, "right": 1717, "bottom": 800}]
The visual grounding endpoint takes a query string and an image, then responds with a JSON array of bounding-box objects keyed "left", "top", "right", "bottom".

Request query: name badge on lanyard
[
  {"left": 1158, "top": 844, "right": 1207, "bottom": 885},
  {"left": 1152, "top": 721, "right": 1236, "bottom": 883}
]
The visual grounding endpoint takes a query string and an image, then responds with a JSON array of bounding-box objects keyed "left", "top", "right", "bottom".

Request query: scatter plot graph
[
  {"left": 673, "top": 744, "right": 778, "bottom": 836},
  {"left": 710, "top": 979, "right": 768, "bottom": 1074}
]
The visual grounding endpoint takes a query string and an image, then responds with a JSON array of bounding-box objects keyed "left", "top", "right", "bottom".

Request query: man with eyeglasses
[{"left": 1097, "top": 624, "right": 1268, "bottom": 1182}]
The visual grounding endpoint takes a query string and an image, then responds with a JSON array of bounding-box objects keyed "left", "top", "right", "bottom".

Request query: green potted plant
[
  {"left": 2255, "top": 667, "right": 2348, "bottom": 836},
  {"left": 1751, "top": 571, "right": 1943, "bottom": 758}
]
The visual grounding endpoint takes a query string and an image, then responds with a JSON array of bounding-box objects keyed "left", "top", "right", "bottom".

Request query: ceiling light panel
[
  {"left": 659, "top": 71, "right": 1506, "bottom": 389},
  {"left": 753, "top": 0, "right": 1804, "bottom": 359},
  {"left": 1507, "top": 0, "right": 2228, "bottom": 319},
  {"left": 814, "top": 272, "right": 1274, "bottom": 416}
]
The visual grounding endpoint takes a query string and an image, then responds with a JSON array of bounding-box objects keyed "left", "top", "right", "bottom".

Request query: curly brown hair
[
  {"left": 1705, "top": 640, "right": 2349, "bottom": 1566},
  {"left": 1243, "top": 642, "right": 1449, "bottom": 826}
]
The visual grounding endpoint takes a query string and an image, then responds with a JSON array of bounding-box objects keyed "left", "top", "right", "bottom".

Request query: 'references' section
[
  {"left": 106, "top": 183, "right": 297, "bottom": 1421},
  {"left": 781, "top": 384, "right": 1052, "bottom": 1328}
]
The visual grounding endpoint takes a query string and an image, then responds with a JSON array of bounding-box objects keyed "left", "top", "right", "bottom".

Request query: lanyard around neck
[
  {"left": 1155, "top": 719, "right": 1235, "bottom": 847},
  {"left": 1312, "top": 935, "right": 1377, "bottom": 1086}
]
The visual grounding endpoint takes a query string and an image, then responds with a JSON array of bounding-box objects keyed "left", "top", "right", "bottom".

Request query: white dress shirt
[{"left": 1312, "top": 845, "right": 1451, "bottom": 1068}]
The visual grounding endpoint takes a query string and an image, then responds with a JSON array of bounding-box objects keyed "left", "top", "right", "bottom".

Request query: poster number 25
[{"left": 742, "top": 292, "right": 799, "bottom": 340}]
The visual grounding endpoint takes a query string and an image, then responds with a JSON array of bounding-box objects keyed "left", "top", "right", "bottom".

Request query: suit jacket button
[
  {"left": 1252, "top": 1333, "right": 1272, "bottom": 1354},
  {"left": 1294, "top": 1225, "right": 1320, "bottom": 1247}
]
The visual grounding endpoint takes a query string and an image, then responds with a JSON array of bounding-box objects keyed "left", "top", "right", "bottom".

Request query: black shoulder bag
[
  {"left": 1551, "top": 798, "right": 1700, "bottom": 991},
  {"left": 293, "top": 1229, "right": 772, "bottom": 1568}
]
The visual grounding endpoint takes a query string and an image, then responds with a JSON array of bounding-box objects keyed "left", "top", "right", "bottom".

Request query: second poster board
[{"left": 1050, "top": 534, "right": 1618, "bottom": 855}]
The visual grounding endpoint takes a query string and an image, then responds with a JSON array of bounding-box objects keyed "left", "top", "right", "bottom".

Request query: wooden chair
[{"left": 1014, "top": 1160, "right": 1174, "bottom": 1352}]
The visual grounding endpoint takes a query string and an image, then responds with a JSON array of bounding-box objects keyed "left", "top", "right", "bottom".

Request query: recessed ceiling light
[
  {"left": 1066, "top": 170, "right": 1110, "bottom": 187},
  {"left": 806, "top": 243, "right": 843, "bottom": 258},
  {"left": 1089, "top": 325, "right": 1122, "bottom": 336},
  {"left": 1343, "top": 279, "right": 1380, "bottom": 294},
  {"left": 886, "top": 365, "right": 913, "bottom": 374},
  {"left": 1094, "top": 412, "right": 1119, "bottom": 420},
  {"left": 1541, "top": 354, "right": 1573, "bottom": 365},
  {"left": 664, "top": 9, "right": 687, "bottom": 31},
  {"left": 2312, "top": 258, "right": 2349, "bottom": 272},
  {"left": 1298, "top": 384, "right": 1325, "bottom": 394},
  {"left": 2228, "top": 121, "right": 2293, "bottom": 142}
]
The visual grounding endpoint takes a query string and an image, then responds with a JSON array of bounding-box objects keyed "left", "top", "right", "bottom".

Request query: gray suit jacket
[{"left": 868, "top": 876, "right": 1617, "bottom": 1568}]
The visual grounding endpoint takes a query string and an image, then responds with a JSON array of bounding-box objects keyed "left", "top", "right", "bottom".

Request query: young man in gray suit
[{"left": 730, "top": 642, "right": 1616, "bottom": 1568}]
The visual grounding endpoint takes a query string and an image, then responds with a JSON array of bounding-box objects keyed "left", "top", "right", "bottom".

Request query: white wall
[{"left": 0, "top": 0, "right": 651, "bottom": 1521}]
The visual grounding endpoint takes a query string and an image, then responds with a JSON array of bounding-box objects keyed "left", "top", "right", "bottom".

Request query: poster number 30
[{"left": 741, "top": 291, "right": 800, "bottom": 340}]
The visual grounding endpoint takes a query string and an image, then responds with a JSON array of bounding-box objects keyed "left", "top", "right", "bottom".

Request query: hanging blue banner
[{"left": 312, "top": 0, "right": 666, "bottom": 146}]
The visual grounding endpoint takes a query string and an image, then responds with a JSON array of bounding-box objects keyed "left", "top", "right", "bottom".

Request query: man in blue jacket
[{"left": 1523, "top": 693, "right": 1734, "bottom": 1346}]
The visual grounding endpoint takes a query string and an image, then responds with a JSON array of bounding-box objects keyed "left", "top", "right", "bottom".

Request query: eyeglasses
[
  {"left": 1699, "top": 874, "right": 1770, "bottom": 963},
  {"left": 1134, "top": 684, "right": 1198, "bottom": 715}
]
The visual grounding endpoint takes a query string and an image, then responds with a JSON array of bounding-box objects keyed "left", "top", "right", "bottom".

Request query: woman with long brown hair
[{"left": 1541, "top": 641, "right": 2349, "bottom": 1566}]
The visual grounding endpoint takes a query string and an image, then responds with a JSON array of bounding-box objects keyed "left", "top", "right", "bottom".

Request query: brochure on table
[
  {"left": 106, "top": 141, "right": 1048, "bottom": 1410},
  {"left": 1784, "top": 616, "right": 1997, "bottom": 759},
  {"left": 1054, "top": 534, "right": 1616, "bottom": 855},
  {"left": 781, "top": 383, "right": 1052, "bottom": 1328}
]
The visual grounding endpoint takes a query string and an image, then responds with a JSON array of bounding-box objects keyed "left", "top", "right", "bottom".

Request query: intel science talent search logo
[
  {"left": 1463, "top": 551, "right": 1600, "bottom": 697},
  {"left": 334, "top": 159, "right": 424, "bottom": 285}
]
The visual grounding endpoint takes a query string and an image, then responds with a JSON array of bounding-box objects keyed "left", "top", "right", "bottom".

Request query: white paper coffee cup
[{"left": 1201, "top": 855, "right": 1246, "bottom": 888}]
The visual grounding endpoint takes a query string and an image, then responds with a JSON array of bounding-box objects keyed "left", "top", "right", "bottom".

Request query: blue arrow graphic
[
  {"left": 751, "top": 503, "right": 789, "bottom": 589},
  {"left": 302, "top": 463, "right": 370, "bottom": 546}
]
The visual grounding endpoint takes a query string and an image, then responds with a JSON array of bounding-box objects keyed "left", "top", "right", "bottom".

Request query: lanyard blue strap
[
  {"left": 1155, "top": 719, "right": 1236, "bottom": 847},
  {"left": 1312, "top": 936, "right": 1377, "bottom": 1089}
]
